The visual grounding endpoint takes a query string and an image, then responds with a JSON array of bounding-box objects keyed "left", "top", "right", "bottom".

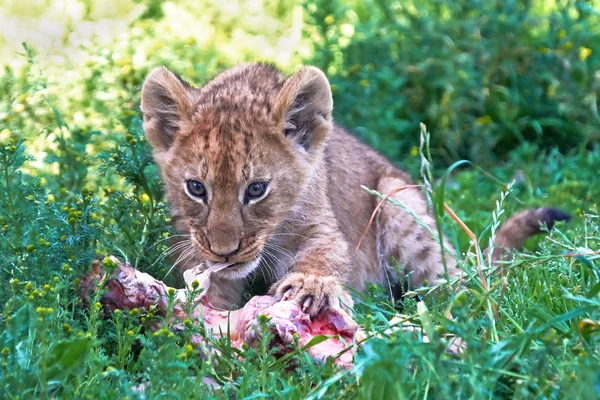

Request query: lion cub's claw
[
  {"left": 270, "top": 272, "right": 353, "bottom": 317},
  {"left": 282, "top": 288, "right": 293, "bottom": 301}
]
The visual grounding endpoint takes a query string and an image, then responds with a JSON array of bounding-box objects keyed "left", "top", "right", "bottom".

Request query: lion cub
[{"left": 141, "top": 64, "right": 567, "bottom": 315}]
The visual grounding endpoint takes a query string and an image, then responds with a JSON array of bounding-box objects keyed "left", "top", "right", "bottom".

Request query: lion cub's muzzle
[
  {"left": 202, "top": 235, "right": 265, "bottom": 279},
  {"left": 209, "top": 240, "right": 241, "bottom": 259},
  {"left": 192, "top": 231, "right": 262, "bottom": 265}
]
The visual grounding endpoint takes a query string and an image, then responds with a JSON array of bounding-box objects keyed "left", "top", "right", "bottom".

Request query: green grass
[{"left": 1, "top": 0, "right": 600, "bottom": 398}]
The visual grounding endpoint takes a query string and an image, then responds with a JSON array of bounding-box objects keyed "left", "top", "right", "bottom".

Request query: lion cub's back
[{"left": 325, "top": 125, "right": 398, "bottom": 287}]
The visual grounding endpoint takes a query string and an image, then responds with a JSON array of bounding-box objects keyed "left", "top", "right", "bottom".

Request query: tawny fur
[{"left": 141, "top": 63, "right": 568, "bottom": 316}]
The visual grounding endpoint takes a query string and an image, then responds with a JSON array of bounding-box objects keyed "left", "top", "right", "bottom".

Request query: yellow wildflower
[
  {"left": 477, "top": 115, "right": 493, "bottom": 125},
  {"left": 579, "top": 47, "right": 592, "bottom": 61}
]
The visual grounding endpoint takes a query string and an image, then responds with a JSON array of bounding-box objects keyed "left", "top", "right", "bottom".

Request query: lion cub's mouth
[
  {"left": 206, "top": 256, "right": 262, "bottom": 279},
  {"left": 205, "top": 260, "right": 238, "bottom": 272}
]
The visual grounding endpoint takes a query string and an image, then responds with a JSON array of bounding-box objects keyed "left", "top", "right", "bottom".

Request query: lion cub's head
[{"left": 141, "top": 64, "right": 332, "bottom": 279}]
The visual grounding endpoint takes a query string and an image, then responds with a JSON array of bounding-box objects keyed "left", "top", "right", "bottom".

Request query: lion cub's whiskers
[
  {"left": 153, "top": 238, "right": 193, "bottom": 267},
  {"left": 164, "top": 242, "right": 197, "bottom": 279}
]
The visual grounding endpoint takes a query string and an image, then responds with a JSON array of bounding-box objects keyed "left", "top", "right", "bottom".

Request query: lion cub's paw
[{"left": 270, "top": 272, "right": 354, "bottom": 317}]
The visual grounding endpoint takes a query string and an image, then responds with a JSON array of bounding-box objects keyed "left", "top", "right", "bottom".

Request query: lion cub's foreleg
[{"left": 269, "top": 215, "right": 355, "bottom": 317}]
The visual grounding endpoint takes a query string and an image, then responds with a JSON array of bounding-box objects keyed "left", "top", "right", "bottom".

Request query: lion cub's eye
[
  {"left": 245, "top": 181, "right": 267, "bottom": 203},
  {"left": 186, "top": 180, "right": 207, "bottom": 200}
]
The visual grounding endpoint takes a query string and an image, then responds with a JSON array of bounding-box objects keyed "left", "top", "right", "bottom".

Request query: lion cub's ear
[
  {"left": 274, "top": 66, "right": 333, "bottom": 151},
  {"left": 141, "top": 67, "right": 196, "bottom": 153}
]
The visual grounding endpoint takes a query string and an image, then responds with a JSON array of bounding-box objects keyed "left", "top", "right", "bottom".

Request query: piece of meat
[
  {"left": 79, "top": 257, "right": 465, "bottom": 373},
  {"left": 79, "top": 257, "right": 359, "bottom": 367}
]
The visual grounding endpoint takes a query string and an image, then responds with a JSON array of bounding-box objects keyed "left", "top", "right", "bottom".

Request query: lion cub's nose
[{"left": 210, "top": 242, "right": 241, "bottom": 258}]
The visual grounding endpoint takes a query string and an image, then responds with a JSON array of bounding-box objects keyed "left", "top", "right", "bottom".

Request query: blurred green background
[{"left": 2, "top": 0, "right": 599, "bottom": 169}]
